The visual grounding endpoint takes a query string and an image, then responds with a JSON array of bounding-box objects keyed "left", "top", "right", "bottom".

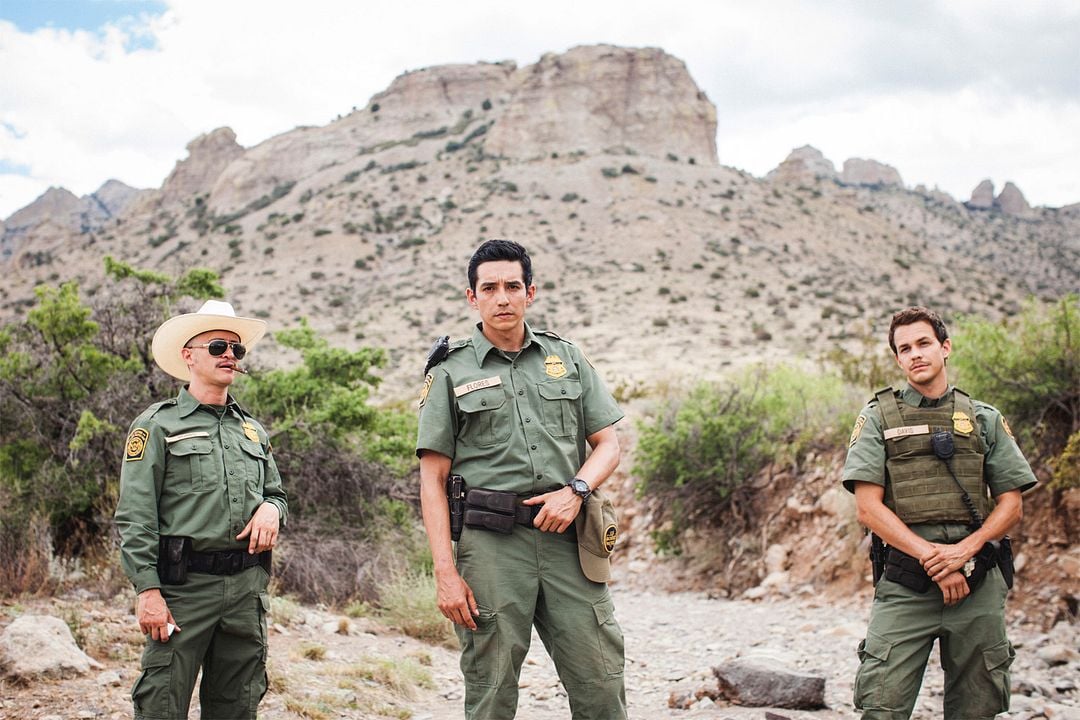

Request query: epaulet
[
  {"left": 133, "top": 398, "right": 176, "bottom": 425},
  {"left": 424, "top": 336, "right": 470, "bottom": 376},
  {"left": 871, "top": 386, "right": 896, "bottom": 404},
  {"left": 535, "top": 329, "right": 571, "bottom": 344}
]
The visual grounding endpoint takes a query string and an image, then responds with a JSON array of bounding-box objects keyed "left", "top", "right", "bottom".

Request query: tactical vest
[{"left": 876, "top": 387, "right": 993, "bottom": 525}]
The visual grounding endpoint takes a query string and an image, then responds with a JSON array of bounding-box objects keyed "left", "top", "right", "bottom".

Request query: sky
[{"left": 1, "top": 0, "right": 1078, "bottom": 219}]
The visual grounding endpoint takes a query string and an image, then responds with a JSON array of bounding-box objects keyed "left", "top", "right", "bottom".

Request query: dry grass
[{"left": 375, "top": 569, "right": 455, "bottom": 647}]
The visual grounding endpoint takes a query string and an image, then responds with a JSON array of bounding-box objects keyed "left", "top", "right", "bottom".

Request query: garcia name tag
[
  {"left": 883, "top": 424, "right": 931, "bottom": 441},
  {"left": 454, "top": 376, "right": 502, "bottom": 398}
]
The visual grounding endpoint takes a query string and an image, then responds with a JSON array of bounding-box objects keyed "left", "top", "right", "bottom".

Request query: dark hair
[
  {"left": 467, "top": 239, "right": 533, "bottom": 290},
  {"left": 888, "top": 306, "right": 949, "bottom": 355}
]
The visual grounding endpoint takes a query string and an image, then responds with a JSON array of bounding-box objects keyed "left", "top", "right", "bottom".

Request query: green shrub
[
  {"left": 376, "top": 569, "right": 455, "bottom": 647},
  {"left": 634, "top": 364, "right": 860, "bottom": 547}
]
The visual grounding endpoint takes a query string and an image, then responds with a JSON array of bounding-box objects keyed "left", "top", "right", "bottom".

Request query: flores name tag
[
  {"left": 454, "top": 376, "right": 502, "bottom": 397},
  {"left": 883, "top": 424, "right": 930, "bottom": 441}
]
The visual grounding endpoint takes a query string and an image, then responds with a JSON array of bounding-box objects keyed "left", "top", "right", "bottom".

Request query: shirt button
[
  {"left": 525, "top": 417, "right": 531, "bottom": 423},
  {"left": 481, "top": 400, "right": 487, "bottom": 406},
  {"left": 531, "top": 444, "right": 537, "bottom": 450},
  {"left": 518, "top": 390, "right": 524, "bottom": 396},
  {"left": 224, "top": 444, "right": 230, "bottom": 449},
  {"left": 228, "top": 471, "right": 234, "bottom": 476},
  {"left": 232, "top": 497, "right": 239, "bottom": 503},
  {"left": 561, "top": 389, "right": 566, "bottom": 395},
  {"left": 536, "top": 473, "right": 542, "bottom": 479}
]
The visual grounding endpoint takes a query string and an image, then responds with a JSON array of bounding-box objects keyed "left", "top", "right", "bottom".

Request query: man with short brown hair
[{"left": 843, "top": 306, "right": 1036, "bottom": 719}]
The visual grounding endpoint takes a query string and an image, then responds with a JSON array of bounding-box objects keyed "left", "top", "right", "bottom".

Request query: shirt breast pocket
[
  {"left": 458, "top": 387, "right": 512, "bottom": 447},
  {"left": 538, "top": 380, "right": 582, "bottom": 438},
  {"left": 166, "top": 438, "right": 216, "bottom": 493},
  {"left": 240, "top": 442, "right": 267, "bottom": 489}
]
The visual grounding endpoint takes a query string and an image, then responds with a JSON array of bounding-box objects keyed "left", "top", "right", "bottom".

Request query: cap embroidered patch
[
  {"left": 604, "top": 524, "right": 618, "bottom": 553},
  {"left": 125, "top": 428, "right": 149, "bottom": 461}
]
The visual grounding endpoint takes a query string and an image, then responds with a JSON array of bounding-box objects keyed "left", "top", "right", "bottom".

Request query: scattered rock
[
  {"left": 1037, "top": 644, "right": 1079, "bottom": 666},
  {"left": 0, "top": 615, "right": 104, "bottom": 680},
  {"left": 712, "top": 657, "right": 826, "bottom": 709}
]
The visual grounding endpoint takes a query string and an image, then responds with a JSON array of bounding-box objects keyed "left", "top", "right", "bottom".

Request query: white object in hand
[{"left": 166, "top": 623, "right": 176, "bottom": 637}]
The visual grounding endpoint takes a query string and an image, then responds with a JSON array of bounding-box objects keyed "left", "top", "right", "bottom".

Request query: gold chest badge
[
  {"left": 952, "top": 411, "right": 974, "bottom": 434},
  {"left": 544, "top": 354, "right": 567, "bottom": 378},
  {"left": 242, "top": 421, "right": 260, "bottom": 443}
]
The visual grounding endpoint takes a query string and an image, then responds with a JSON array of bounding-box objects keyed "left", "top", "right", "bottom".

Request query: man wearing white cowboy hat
[{"left": 115, "top": 299, "right": 287, "bottom": 720}]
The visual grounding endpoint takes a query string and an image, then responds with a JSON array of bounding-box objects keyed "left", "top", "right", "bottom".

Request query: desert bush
[
  {"left": 375, "top": 568, "right": 455, "bottom": 647},
  {"left": 635, "top": 364, "right": 860, "bottom": 549}
]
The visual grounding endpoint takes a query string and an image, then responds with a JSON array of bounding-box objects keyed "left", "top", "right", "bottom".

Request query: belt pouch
[
  {"left": 885, "top": 548, "right": 932, "bottom": 593},
  {"left": 463, "top": 508, "right": 516, "bottom": 534},
  {"left": 465, "top": 488, "right": 519, "bottom": 514},
  {"left": 158, "top": 536, "right": 191, "bottom": 585}
]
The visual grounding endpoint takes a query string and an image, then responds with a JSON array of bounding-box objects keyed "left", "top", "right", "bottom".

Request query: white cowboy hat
[{"left": 151, "top": 300, "right": 267, "bottom": 381}]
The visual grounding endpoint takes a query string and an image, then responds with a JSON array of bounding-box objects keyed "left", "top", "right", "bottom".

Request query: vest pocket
[
  {"left": 538, "top": 380, "right": 582, "bottom": 438},
  {"left": 166, "top": 438, "right": 215, "bottom": 493},
  {"left": 457, "top": 387, "right": 511, "bottom": 447}
]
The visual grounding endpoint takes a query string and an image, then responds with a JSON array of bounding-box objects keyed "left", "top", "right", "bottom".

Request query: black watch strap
[{"left": 568, "top": 478, "right": 592, "bottom": 502}]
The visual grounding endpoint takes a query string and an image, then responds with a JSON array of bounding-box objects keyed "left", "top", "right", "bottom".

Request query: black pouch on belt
[
  {"left": 465, "top": 488, "right": 519, "bottom": 514},
  {"left": 884, "top": 546, "right": 932, "bottom": 593},
  {"left": 463, "top": 508, "right": 516, "bottom": 534},
  {"left": 158, "top": 536, "right": 192, "bottom": 585}
]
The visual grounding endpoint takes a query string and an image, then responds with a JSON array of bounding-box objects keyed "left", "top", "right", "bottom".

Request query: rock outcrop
[
  {"left": 486, "top": 45, "right": 718, "bottom": 164},
  {"left": 968, "top": 179, "right": 995, "bottom": 209},
  {"left": 996, "top": 181, "right": 1031, "bottom": 215},
  {"left": 841, "top": 158, "right": 903, "bottom": 187},
  {"left": 160, "top": 127, "right": 245, "bottom": 201},
  {"left": 0, "top": 615, "right": 103, "bottom": 680},
  {"left": 766, "top": 146, "right": 838, "bottom": 184},
  {"left": 712, "top": 657, "right": 826, "bottom": 709}
]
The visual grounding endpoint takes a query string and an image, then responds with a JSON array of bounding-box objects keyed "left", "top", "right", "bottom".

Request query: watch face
[{"left": 571, "top": 479, "right": 590, "bottom": 495}]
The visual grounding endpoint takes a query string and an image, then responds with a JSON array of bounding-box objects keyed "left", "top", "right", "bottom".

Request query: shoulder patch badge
[
  {"left": 1001, "top": 415, "right": 1015, "bottom": 439},
  {"left": 418, "top": 373, "right": 434, "bottom": 409},
  {"left": 242, "top": 421, "right": 260, "bottom": 443},
  {"left": 544, "top": 354, "right": 567, "bottom": 378},
  {"left": 604, "top": 524, "right": 618, "bottom": 553},
  {"left": 125, "top": 428, "right": 149, "bottom": 462},
  {"left": 952, "top": 411, "right": 974, "bottom": 434},
  {"left": 849, "top": 415, "right": 867, "bottom": 447}
]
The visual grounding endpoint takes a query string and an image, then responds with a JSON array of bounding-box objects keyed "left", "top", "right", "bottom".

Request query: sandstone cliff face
[
  {"left": 766, "top": 146, "right": 838, "bottom": 184},
  {"left": 486, "top": 45, "right": 718, "bottom": 164},
  {"left": 841, "top": 158, "right": 903, "bottom": 187}
]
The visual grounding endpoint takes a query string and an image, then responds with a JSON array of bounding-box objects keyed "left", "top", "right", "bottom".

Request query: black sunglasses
[{"left": 185, "top": 339, "right": 247, "bottom": 360}]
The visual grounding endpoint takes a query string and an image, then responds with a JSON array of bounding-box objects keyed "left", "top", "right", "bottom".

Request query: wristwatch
[{"left": 568, "top": 478, "right": 592, "bottom": 503}]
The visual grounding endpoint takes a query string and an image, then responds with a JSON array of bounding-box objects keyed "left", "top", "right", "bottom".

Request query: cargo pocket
[
  {"left": 166, "top": 438, "right": 215, "bottom": 493},
  {"left": 132, "top": 644, "right": 173, "bottom": 718},
  {"left": 853, "top": 630, "right": 893, "bottom": 710},
  {"left": 458, "top": 388, "right": 511, "bottom": 447},
  {"left": 252, "top": 591, "right": 271, "bottom": 709},
  {"left": 538, "top": 380, "right": 582, "bottom": 438},
  {"left": 460, "top": 607, "right": 500, "bottom": 687},
  {"left": 974, "top": 639, "right": 1015, "bottom": 716},
  {"left": 592, "top": 596, "right": 625, "bottom": 677}
]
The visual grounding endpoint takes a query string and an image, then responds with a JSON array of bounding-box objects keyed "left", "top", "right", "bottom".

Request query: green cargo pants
[
  {"left": 131, "top": 565, "right": 270, "bottom": 720},
  {"left": 854, "top": 567, "right": 1014, "bottom": 720},
  {"left": 454, "top": 523, "right": 627, "bottom": 720}
]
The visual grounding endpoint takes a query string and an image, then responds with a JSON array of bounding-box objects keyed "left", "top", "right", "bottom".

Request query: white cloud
[{"left": 1, "top": 0, "right": 1078, "bottom": 218}]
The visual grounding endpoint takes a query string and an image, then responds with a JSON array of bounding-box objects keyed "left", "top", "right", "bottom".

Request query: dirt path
[{"left": 3, "top": 586, "right": 1076, "bottom": 719}]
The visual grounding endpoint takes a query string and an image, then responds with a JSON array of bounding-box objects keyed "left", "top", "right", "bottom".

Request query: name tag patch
[
  {"left": 454, "top": 376, "right": 502, "bottom": 397},
  {"left": 165, "top": 431, "right": 211, "bottom": 444},
  {"left": 883, "top": 424, "right": 930, "bottom": 441}
]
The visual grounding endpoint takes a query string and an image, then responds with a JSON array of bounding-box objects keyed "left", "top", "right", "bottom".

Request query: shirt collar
[
  {"left": 176, "top": 386, "right": 242, "bottom": 418},
  {"left": 471, "top": 322, "right": 541, "bottom": 365},
  {"left": 901, "top": 382, "right": 955, "bottom": 408}
]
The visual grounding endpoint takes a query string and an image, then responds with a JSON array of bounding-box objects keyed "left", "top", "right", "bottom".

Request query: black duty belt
[
  {"left": 885, "top": 543, "right": 1000, "bottom": 594},
  {"left": 463, "top": 487, "right": 543, "bottom": 534},
  {"left": 187, "top": 548, "right": 266, "bottom": 575}
]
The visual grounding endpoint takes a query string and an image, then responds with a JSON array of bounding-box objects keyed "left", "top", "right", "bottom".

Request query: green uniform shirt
[
  {"left": 416, "top": 323, "right": 623, "bottom": 492},
  {"left": 842, "top": 383, "right": 1037, "bottom": 498},
  {"left": 115, "top": 387, "right": 288, "bottom": 594}
]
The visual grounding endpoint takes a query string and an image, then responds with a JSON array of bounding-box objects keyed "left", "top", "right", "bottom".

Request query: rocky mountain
[{"left": 1, "top": 44, "right": 1077, "bottom": 399}]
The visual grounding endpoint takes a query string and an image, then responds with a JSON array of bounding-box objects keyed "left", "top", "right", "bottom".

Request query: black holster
[
  {"left": 158, "top": 536, "right": 192, "bottom": 585},
  {"left": 870, "top": 534, "right": 886, "bottom": 585},
  {"left": 996, "top": 537, "right": 1014, "bottom": 589},
  {"left": 446, "top": 474, "right": 466, "bottom": 542}
]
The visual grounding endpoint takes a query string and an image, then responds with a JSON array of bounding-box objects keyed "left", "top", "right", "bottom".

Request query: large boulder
[
  {"left": 968, "top": 179, "right": 995, "bottom": 209},
  {"left": 841, "top": 158, "right": 903, "bottom": 187},
  {"left": 0, "top": 614, "right": 104, "bottom": 680},
  {"left": 767, "top": 146, "right": 838, "bottom": 184},
  {"left": 995, "top": 181, "right": 1031, "bottom": 215}
]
